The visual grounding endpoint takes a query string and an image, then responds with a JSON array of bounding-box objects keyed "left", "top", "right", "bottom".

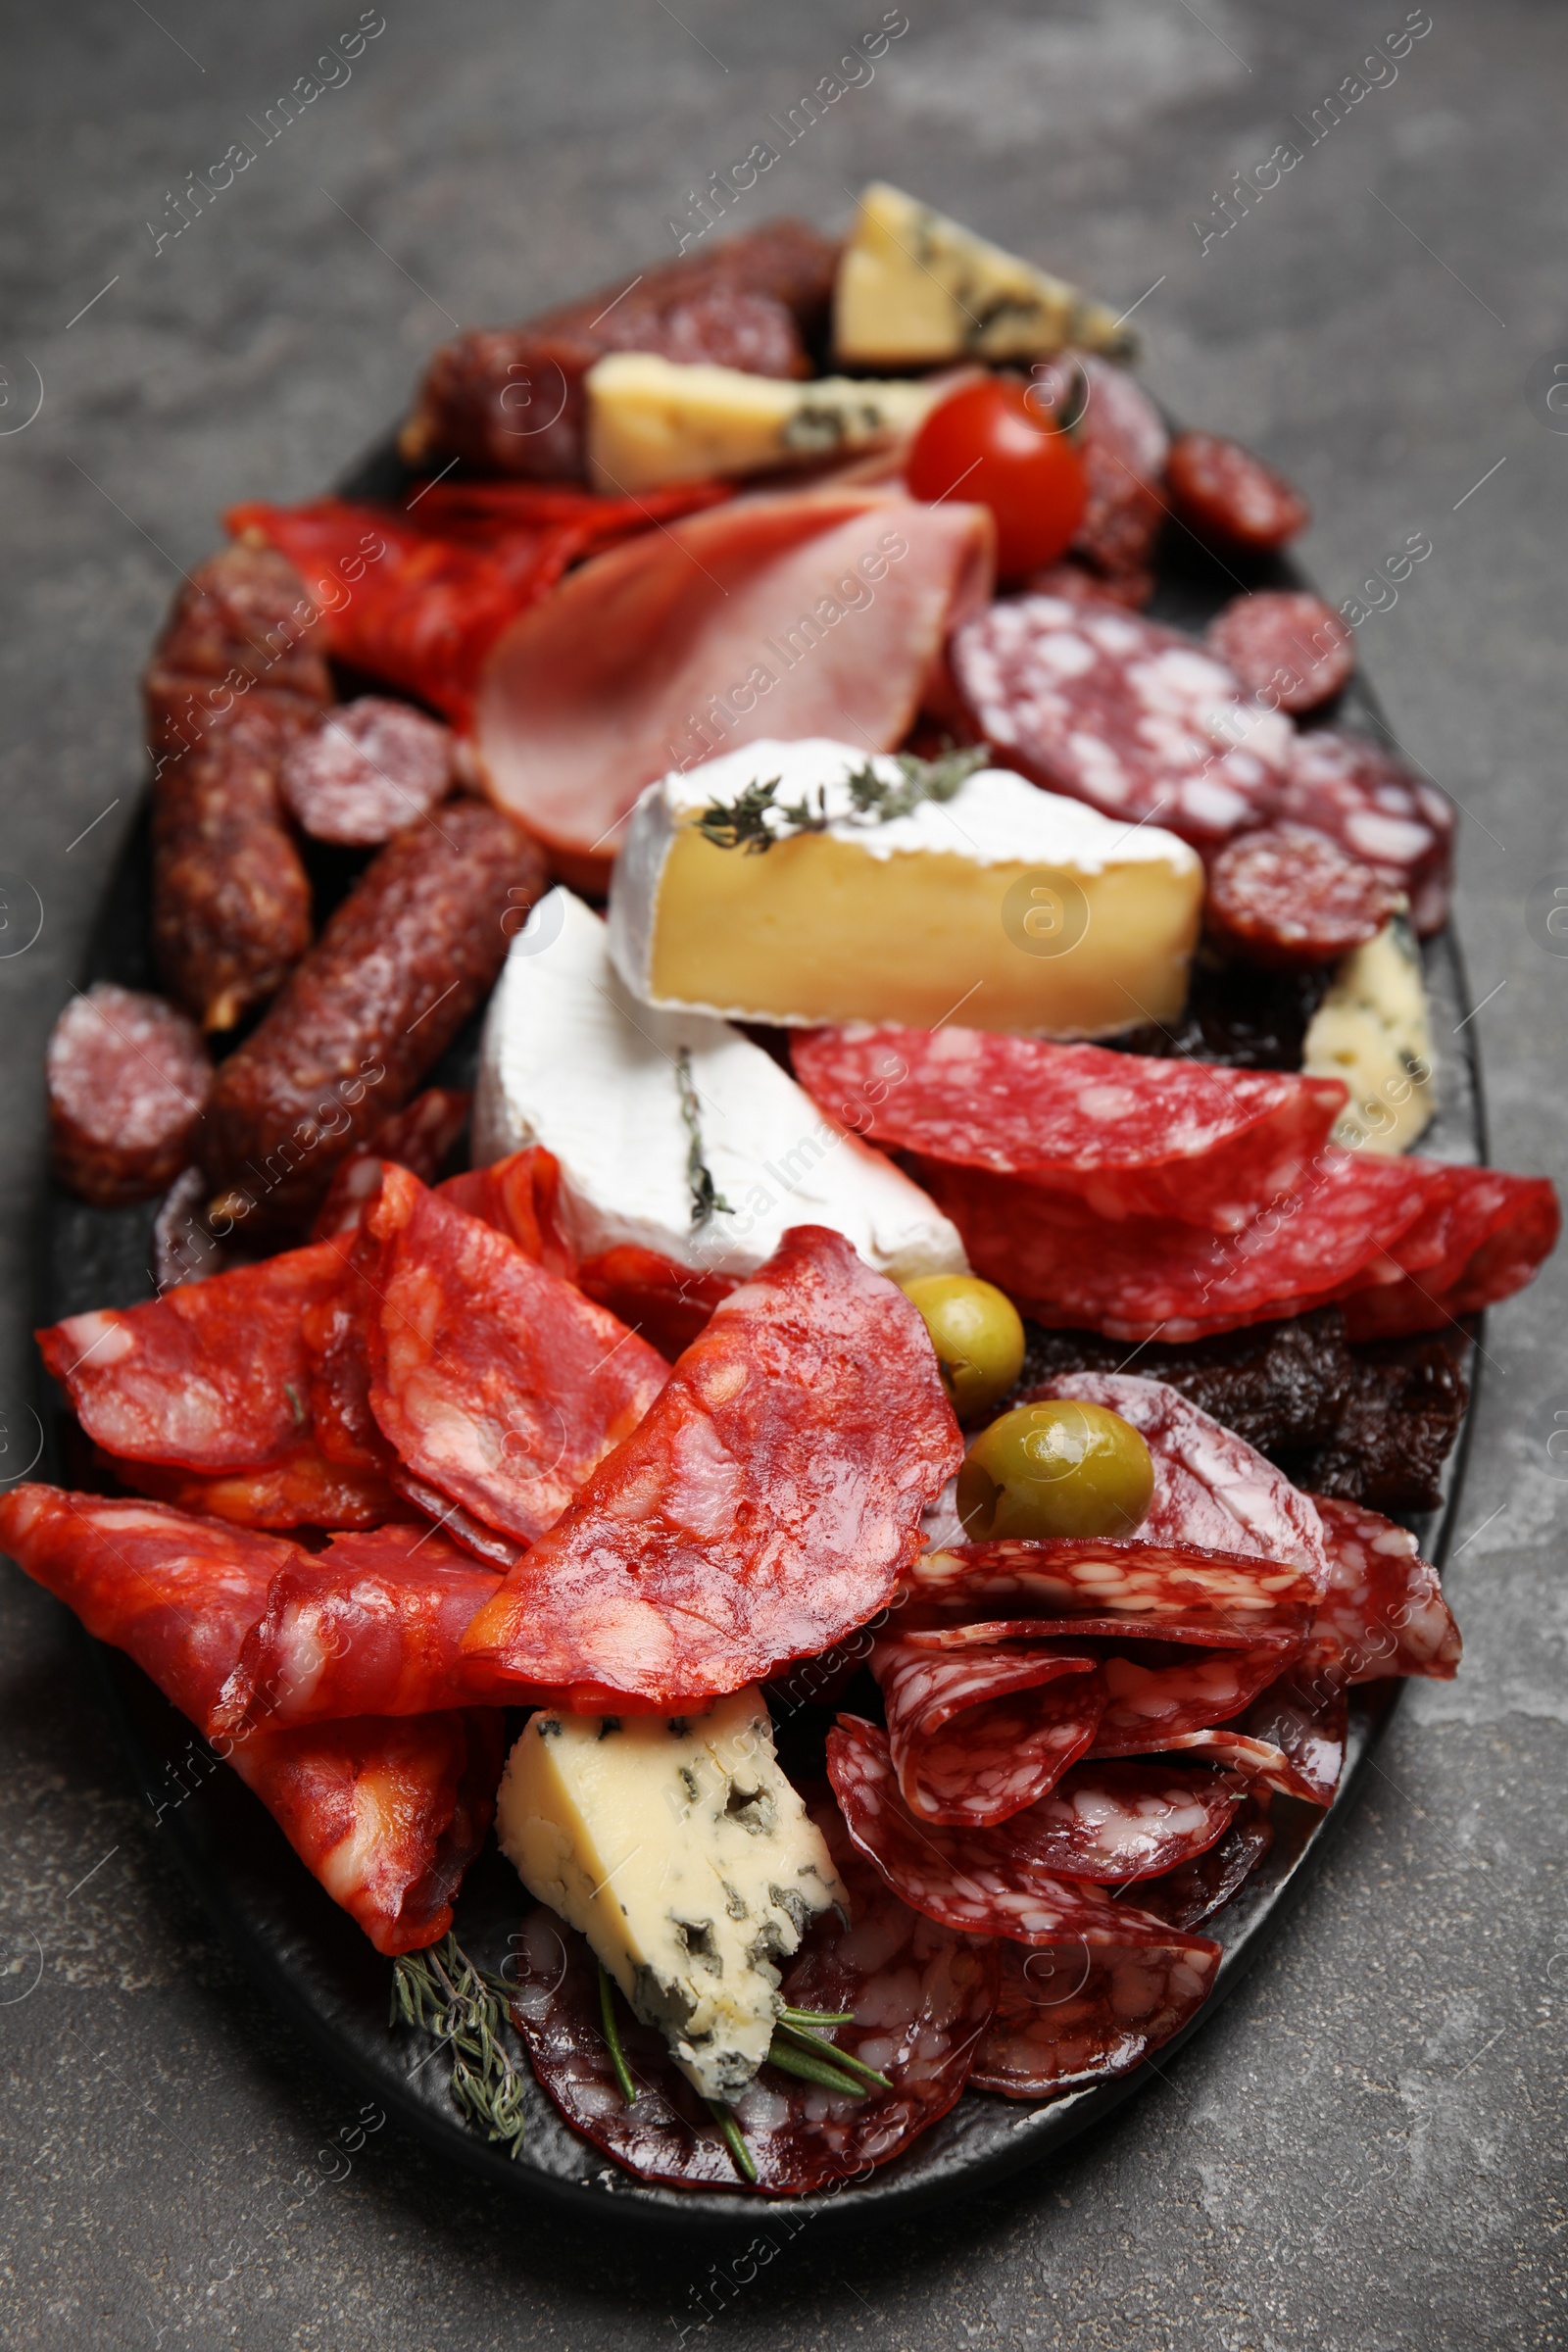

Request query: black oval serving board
[{"left": 35, "top": 425, "right": 1485, "bottom": 2237}]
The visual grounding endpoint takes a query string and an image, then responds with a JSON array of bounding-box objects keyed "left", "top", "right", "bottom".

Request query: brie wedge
[
  {"left": 608, "top": 738, "right": 1203, "bottom": 1037},
  {"left": 585, "top": 353, "right": 943, "bottom": 494},
  {"left": 1302, "top": 911, "right": 1436, "bottom": 1155},
  {"left": 834, "top": 180, "right": 1133, "bottom": 367},
  {"left": 496, "top": 1690, "right": 847, "bottom": 2102},
  {"left": 473, "top": 887, "right": 967, "bottom": 1280}
]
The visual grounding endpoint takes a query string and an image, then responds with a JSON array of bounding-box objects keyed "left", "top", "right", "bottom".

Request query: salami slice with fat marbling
[
  {"left": 1297, "top": 1494, "right": 1460, "bottom": 1692},
  {"left": 461, "top": 1226, "right": 962, "bottom": 1710},
  {"left": 790, "top": 1025, "right": 1345, "bottom": 1236},
  {"left": 872, "top": 1640, "right": 1104, "bottom": 1826},
  {"left": 47, "top": 984, "right": 213, "bottom": 1208},
  {"left": 904, "top": 1533, "right": 1323, "bottom": 1624},
  {"left": 971, "top": 1928, "right": 1220, "bottom": 2099},
  {"left": 278, "top": 697, "right": 455, "bottom": 846},
  {"left": 1277, "top": 729, "right": 1455, "bottom": 937},
  {"left": 1205, "top": 591, "right": 1353, "bottom": 714},
  {"left": 951, "top": 594, "right": 1294, "bottom": 850},
  {"left": 979, "top": 1758, "right": 1244, "bottom": 1884},
  {"left": 1116, "top": 1792, "right": 1274, "bottom": 1932},
  {"left": 1205, "top": 826, "right": 1396, "bottom": 968}
]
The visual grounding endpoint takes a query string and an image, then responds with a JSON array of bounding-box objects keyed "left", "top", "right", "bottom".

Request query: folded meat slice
[
  {"left": 365, "top": 1164, "right": 669, "bottom": 1548},
  {"left": 460, "top": 1225, "right": 962, "bottom": 1709},
  {"left": 872, "top": 1639, "right": 1105, "bottom": 1827},
  {"left": 101, "top": 1440, "right": 404, "bottom": 1532},
  {"left": 226, "top": 1710, "right": 505, "bottom": 1955},
  {"left": 37, "top": 1242, "right": 343, "bottom": 1473},
  {"left": 474, "top": 489, "right": 996, "bottom": 885}
]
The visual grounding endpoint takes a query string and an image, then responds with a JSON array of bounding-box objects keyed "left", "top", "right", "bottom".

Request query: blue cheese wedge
[
  {"left": 834, "top": 180, "right": 1133, "bottom": 366},
  {"left": 585, "top": 353, "right": 943, "bottom": 494},
  {"left": 496, "top": 1690, "right": 847, "bottom": 2102},
  {"left": 473, "top": 886, "right": 966, "bottom": 1281},
  {"left": 1302, "top": 911, "right": 1436, "bottom": 1154},
  {"left": 608, "top": 737, "right": 1203, "bottom": 1037}
]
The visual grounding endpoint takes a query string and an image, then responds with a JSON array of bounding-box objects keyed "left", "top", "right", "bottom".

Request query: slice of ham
[{"left": 474, "top": 489, "right": 996, "bottom": 886}]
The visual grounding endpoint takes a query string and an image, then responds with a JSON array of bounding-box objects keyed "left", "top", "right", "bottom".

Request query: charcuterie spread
[{"left": 15, "top": 181, "right": 1556, "bottom": 2201}]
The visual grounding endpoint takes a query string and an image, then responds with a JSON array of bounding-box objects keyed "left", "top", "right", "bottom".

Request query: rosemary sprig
[
  {"left": 598, "top": 1963, "right": 638, "bottom": 2107},
  {"left": 692, "top": 744, "right": 989, "bottom": 855},
  {"left": 772, "top": 2020, "right": 892, "bottom": 2095},
  {"left": 706, "top": 2098, "right": 760, "bottom": 2184},
  {"left": 390, "top": 1933, "right": 529, "bottom": 2160},
  {"left": 779, "top": 2004, "right": 856, "bottom": 2028},
  {"left": 675, "top": 1048, "right": 734, "bottom": 1228}
]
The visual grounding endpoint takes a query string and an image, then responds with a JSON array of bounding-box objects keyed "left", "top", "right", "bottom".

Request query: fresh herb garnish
[
  {"left": 706, "top": 2098, "right": 760, "bottom": 2184},
  {"left": 598, "top": 1963, "right": 638, "bottom": 2107},
  {"left": 675, "top": 1048, "right": 734, "bottom": 1229},
  {"left": 693, "top": 744, "right": 989, "bottom": 856},
  {"left": 390, "top": 1934, "right": 529, "bottom": 2159}
]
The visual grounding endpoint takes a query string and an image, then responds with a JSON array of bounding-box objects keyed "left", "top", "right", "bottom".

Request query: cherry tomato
[{"left": 906, "top": 378, "right": 1088, "bottom": 577}]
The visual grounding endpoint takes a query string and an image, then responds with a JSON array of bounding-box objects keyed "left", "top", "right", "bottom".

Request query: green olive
[
  {"left": 902, "top": 1275, "right": 1026, "bottom": 1422},
  {"left": 956, "top": 1400, "right": 1154, "bottom": 1542}
]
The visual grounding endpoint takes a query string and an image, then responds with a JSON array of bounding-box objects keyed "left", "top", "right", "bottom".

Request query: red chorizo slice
[
  {"left": 872, "top": 1639, "right": 1105, "bottom": 1826},
  {"left": 48, "top": 984, "right": 211, "bottom": 1206},
  {"left": 461, "top": 1226, "right": 963, "bottom": 1710},
  {"left": 508, "top": 1793, "right": 999, "bottom": 2193},
  {"left": 1206, "top": 589, "right": 1353, "bottom": 712},
  {"left": 970, "top": 1927, "right": 1222, "bottom": 2098},
  {"left": 225, "top": 1710, "right": 505, "bottom": 1955},
  {"left": 1206, "top": 825, "right": 1398, "bottom": 968},
  {"left": 102, "top": 1440, "right": 403, "bottom": 1533},
  {"left": 199, "top": 801, "right": 547, "bottom": 1234},
  {"left": 37, "top": 1240, "right": 342, "bottom": 1472},
  {"left": 364, "top": 1164, "right": 669, "bottom": 1549},
  {"left": 279, "top": 698, "right": 456, "bottom": 845},
  {"left": 1167, "top": 430, "right": 1310, "bottom": 550}
]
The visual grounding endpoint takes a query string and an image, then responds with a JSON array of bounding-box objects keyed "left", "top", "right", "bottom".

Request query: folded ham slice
[{"left": 474, "top": 489, "right": 996, "bottom": 886}]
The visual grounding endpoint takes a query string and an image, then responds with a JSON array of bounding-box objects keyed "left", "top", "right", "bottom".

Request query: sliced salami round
[
  {"left": 1021, "top": 562, "right": 1154, "bottom": 612},
  {"left": 1299, "top": 1493, "right": 1460, "bottom": 1690},
  {"left": 1206, "top": 825, "right": 1398, "bottom": 968},
  {"left": 872, "top": 1639, "right": 1105, "bottom": 1826},
  {"left": 1111, "top": 1791, "right": 1273, "bottom": 1932},
  {"left": 904, "top": 1531, "right": 1324, "bottom": 1622},
  {"left": 279, "top": 697, "right": 456, "bottom": 845},
  {"left": 48, "top": 984, "right": 212, "bottom": 1208},
  {"left": 950, "top": 594, "right": 1294, "bottom": 850},
  {"left": 1206, "top": 590, "right": 1353, "bottom": 713},
  {"left": 508, "top": 1795, "right": 999, "bottom": 2194},
  {"left": 1166, "top": 430, "right": 1309, "bottom": 551},
  {"left": 971, "top": 1929, "right": 1220, "bottom": 2098},
  {"left": 989, "top": 1758, "right": 1244, "bottom": 1883},
  {"left": 1046, "top": 352, "right": 1169, "bottom": 582},
  {"left": 1277, "top": 729, "right": 1455, "bottom": 936}
]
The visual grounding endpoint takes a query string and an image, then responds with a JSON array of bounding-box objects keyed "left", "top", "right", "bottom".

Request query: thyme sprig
[
  {"left": 693, "top": 744, "right": 990, "bottom": 856},
  {"left": 675, "top": 1048, "right": 734, "bottom": 1229},
  {"left": 391, "top": 1933, "right": 529, "bottom": 2159}
]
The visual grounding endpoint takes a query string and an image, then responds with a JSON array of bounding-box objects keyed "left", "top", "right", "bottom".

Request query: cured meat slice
[
  {"left": 216, "top": 1524, "right": 507, "bottom": 1734},
  {"left": 1205, "top": 591, "right": 1354, "bottom": 713},
  {"left": 1205, "top": 826, "right": 1397, "bottom": 968},
  {"left": 509, "top": 1792, "right": 997, "bottom": 2192},
  {"left": 402, "top": 219, "right": 838, "bottom": 480},
  {"left": 914, "top": 1147, "right": 1452, "bottom": 1344},
  {"left": 1277, "top": 730, "right": 1455, "bottom": 936},
  {"left": 1239, "top": 1678, "right": 1348, "bottom": 1806},
  {"left": 1107, "top": 1793, "right": 1273, "bottom": 1933},
  {"left": 474, "top": 489, "right": 996, "bottom": 884},
  {"left": 575, "top": 1246, "right": 738, "bottom": 1362},
  {"left": 971, "top": 1928, "right": 1219, "bottom": 2098},
  {"left": 365, "top": 1165, "right": 668, "bottom": 1547},
  {"left": 1027, "top": 1373, "right": 1330, "bottom": 1583},
  {"left": 791, "top": 1023, "right": 1345, "bottom": 1236},
  {"left": 311, "top": 1091, "right": 473, "bottom": 1239},
  {"left": 828, "top": 1717, "right": 1219, "bottom": 1973},
  {"left": 950, "top": 593, "right": 1294, "bottom": 851},
  {"left": 38, "top": 1241, "right": 342, "bottom": 1472},
  {"left": 279, "top": 697, "right": 455, "bottom": 845},
  {"left": 1298, "top": 1494, "right": 1460, "bottom": 1691},
  {"left": 1068, "top": 354, "right": 1170, "bottom": 580},
  {"left": 199, "top": 803, "right": 546, "bottom": 1234},
  {"left": 145, "top": 539, "right": 332, "bottom": 752},
  {"left": 461, "top": 1226, "right": 962, "bottom": 1709},
  {"left": 1086, "top": 1627, "right": 1297, "bottom": 1753},
  {"left": 228, "top": 484, "right": 731, "bottom": 726},
  {"left": 226, "top": 1710, "right": 504, "bottom": 1956},
  {"left": 1141, "top": 1724, "right": 1335, "bottom": 1807},
  {"left": 904, "top": 1533, "right": 1323, "bottom": 1624},
  {"left": 102, "top": 1440, "right": 403, "bottom": 1532},
  {"left": 385, "top": 1472, "right": 524, "bottom": 1572},
  {"left": 302, "top": 1225, "right": 390, "bottom": 1474},
  {"left": 153, "top": 1166, "right": 224, "bottom": 1292},
  {"left": 872, "top": 1640, "right": 1104, "bottom": 1826},
  {"left": 47, "top": 984, "right": 212, "bottom": 1208},
  {"left": 1165, "top": 431, "right": 1309, "bottom": 551},
  {"left": 972, "top": 1758, "right": 1243, "bottom": 1884},
  {"left": 1339, "top": 1163, "right": 1559, "bottom": 1340},
  {"left": 437, "top": 1146, "right": 577, "bottom": 1279},
  {"left": 1022, "top": 561, "right": 1153, "bottom": 612},
  {"left": 0, "top": 1485, "right": 291, "bottom": 1737}
]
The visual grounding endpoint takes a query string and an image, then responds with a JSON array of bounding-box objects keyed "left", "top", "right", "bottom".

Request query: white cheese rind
[
  {"left": 496, "top": 1690, "right": 847, "bottom": 2102},
  {"left": 585, "top": 353, "right": 942, "bottom": 493},
  {"left": 474, "top": 887, "right": 967, "bottom": 1281},
  {"left": 1302, "top": 913, "right": 1436, "bottom": 1155},
  {"left": 834, "top": 180, "right": 1132, "bottom": 366}
]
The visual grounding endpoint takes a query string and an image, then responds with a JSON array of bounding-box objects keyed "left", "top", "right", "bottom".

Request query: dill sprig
[
  {"left": 675, "top": 1048, "right": 734, "bottom": 1228},
  {"left": 390, "top": 1933, "right": 529, "bottom": 2159},
  {"left": 693, "top": 744, "right": 989, "bottom": 856}
]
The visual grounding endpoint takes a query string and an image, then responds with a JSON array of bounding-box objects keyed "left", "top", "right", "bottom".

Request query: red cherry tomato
[{"left": 906, "top": 378, "right": 1088, "bottom": 577}]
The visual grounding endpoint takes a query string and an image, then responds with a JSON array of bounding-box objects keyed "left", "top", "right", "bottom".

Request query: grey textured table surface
[{"left": 2, "top": 4, "right": 1564, "bottom": 2346}]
